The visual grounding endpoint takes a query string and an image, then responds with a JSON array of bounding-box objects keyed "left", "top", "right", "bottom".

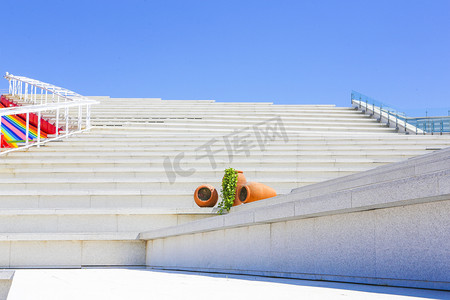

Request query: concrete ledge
[
  {"left": 140, "top": 170, "right": 450, "bottom": 240},
  {"left": 291, "top": 146, "right": 450, "bottom": 194},
  {"left": 149, "top": 266, "right": 449, "bottom": 291},
  {"left": 141, "top": 148, "right": 450, "bottom": 290},
  {"left": 0, "top": 272, "right": 13, "bottom": 281},
  {"left": 0, "top": 271, "right": 14, "bottom": 300},
  {"left": 0, "top": 208, "right": 217, "bottom": 216},
  {"left": 0, "top": 234, "right": 146, "bottom": 268},
  {"left": 0, "top": 232, "right": 141, "bottom": 241},
  {"left": 0, "top": 209, "right": 216, "bottom": 234},
  {"left": 233, "top": 146, "right": 450, "bottom": 212},
  {"left": 144, "top": 199, "right": 450, "bottom": 290}
]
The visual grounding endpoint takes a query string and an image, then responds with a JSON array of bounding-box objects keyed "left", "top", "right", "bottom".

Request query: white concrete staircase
[{"left": 1, "top": 97, "right": 450, "bottom": 268}]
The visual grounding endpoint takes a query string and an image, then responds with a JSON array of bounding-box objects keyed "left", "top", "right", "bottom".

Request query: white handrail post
[
  {"left": 55, "top": 95, "right": 60, "bottom": 137},
  {"left": 78, "top": 105, "right": 82, "bottom": 131},
  {"left": 395, "top": 114, "right": 398, "bottom": 131},
  {"left": 25, "top": 112, "right": 29, "bottom": 145},
  {"left": 65, "top": 107, "right": 69, "bottom": 138},
  {"left": 8, "top": 79, "right": 11, "bottom": 94},
  {"left": 37, "top": 111, "right": 41, "bottom": 147},
  {"left": 379, "top": 105, "right": 382, "bottom": 122},
  {"left": 86, "top": 104, "right": 91, "bottom": 129}
]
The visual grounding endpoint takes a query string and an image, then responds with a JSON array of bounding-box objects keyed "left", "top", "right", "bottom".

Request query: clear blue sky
[{"left": 1, "top": 0, "right": 449, "bottom": 115}]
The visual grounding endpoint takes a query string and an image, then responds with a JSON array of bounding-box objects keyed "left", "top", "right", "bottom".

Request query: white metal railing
[
  {"left": 0, "top": 72, "right": 98, "bottom": 155},
  {"left": 5, "top": 72, "right": 90, "bottom": 105}
]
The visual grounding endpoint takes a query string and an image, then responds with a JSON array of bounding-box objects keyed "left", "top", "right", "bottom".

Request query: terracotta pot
[
  {"left": 194, "top": 184, "right": 218, "bottom": 207},
  {"left": 236, "top": 170, "right": 247, "bottom": 185},
  {"left": 237, "top": 182, "right": 277, "bottom": 204},
  {"left": 233, "top": 170, "right": 247, "bottom": 206}
]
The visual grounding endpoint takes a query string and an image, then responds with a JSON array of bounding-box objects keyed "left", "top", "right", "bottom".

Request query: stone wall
[{"left": 142, "top": 148, "right": 450, "bottom": 290}]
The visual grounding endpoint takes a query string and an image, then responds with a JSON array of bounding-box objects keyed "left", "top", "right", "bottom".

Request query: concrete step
[
  {"left": 0, "top": 232, "right": 145, "bottom": 268},
  {"left": 90, "top": 107, "right": 356, "bottom": 112},
  {"left": 0, "top": 160, "right": 401, "bottom": 171},
  {"left": 88, "top": 108, "right": 359, "bottom": 112},
  {"left": 0, "top": 164, "right": 372, "bottom": 174},
  {"left": 0, "top": 168, "right": 371, "bottom": 180},
  {"left": 0, "top": 193, "right": 197, "bottom": 209},
  {"left": 0, "top": 153, "right": 425, "bottom": 165},
  {"left": 0, "top": 175, "right": 352, "bottom": 190},
  {"left": 38, "top": 139, "right": 450, "bottom": 147},
  {"left": 56, "top": 138, "right": 450, "bottom": 144},
  {"left": 87, "top": 115, "right": 378, "bottom": 122},
  {"left": 67, "top": 130, "right": 450, "bottom": 139},
  {"left": 87, "top": 124, "right": 396, "bottom": 133},
  {"left": 1, "top": 150, "right": 432, "bottom": 159},
  {"left": 89, "top": 104, "right": 349, "bottom": 108},
  {"left": 88, "top": 107, "right": 361, "bottom": 112},
  {"left": 87, "top": 113, "right": 369, "bottom": 120},
  {"left": 23, "top": 144, "right": 450, "bottom": 152},
  {"left": 87, "top": 115, "right": 376, "bottom": 122},
  {"left": 76, "top": 129, "right": 402, "bottom": 137},
  {"left": 90, "top": 104, "right": 349, "bottom": 108},
  {"left": 89, "top": 121, "right": 387, "bottom": 129},
  {"left": 0, "top": 208, "right": 215, "bottom": 233}
]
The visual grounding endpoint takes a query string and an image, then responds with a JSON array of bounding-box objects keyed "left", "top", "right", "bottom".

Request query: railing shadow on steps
[{"left": 0, "top": 72, "right": 98, "bottom": 155}]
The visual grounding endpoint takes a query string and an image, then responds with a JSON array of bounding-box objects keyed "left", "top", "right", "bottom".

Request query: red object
[
  {"left": 0, "top": 95, "right": 61, "bottom": 135},
  {"left": 0, "top": 95, "right": 19, "bottom": 108},
  {"left": 1, "top": 135, "right": 10, "bottom": 148},
  {"left": 0, "top": 96, "right": 12, "bottom": 148}
]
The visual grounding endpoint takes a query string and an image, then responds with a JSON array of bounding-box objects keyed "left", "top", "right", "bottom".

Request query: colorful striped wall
[{"left": 0, "top": 95, "right": 51, "bottom": 148}]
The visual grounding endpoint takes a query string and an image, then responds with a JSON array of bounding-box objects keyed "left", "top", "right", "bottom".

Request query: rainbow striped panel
[{"left": 1, "top": 114, "right": 47, "bottom": 148}]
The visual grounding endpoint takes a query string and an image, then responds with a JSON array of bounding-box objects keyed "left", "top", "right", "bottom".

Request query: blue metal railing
[
  {"left": 351, "top": 91, "right": 450, "bottom": 134},
  {"left": 408, "top": 117, "right": 450, "bottom": 134}
]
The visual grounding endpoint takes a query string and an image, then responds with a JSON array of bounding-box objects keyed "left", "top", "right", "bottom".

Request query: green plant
[{"left": 217, "top": 168, "right": 238, "bottom": 214}]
